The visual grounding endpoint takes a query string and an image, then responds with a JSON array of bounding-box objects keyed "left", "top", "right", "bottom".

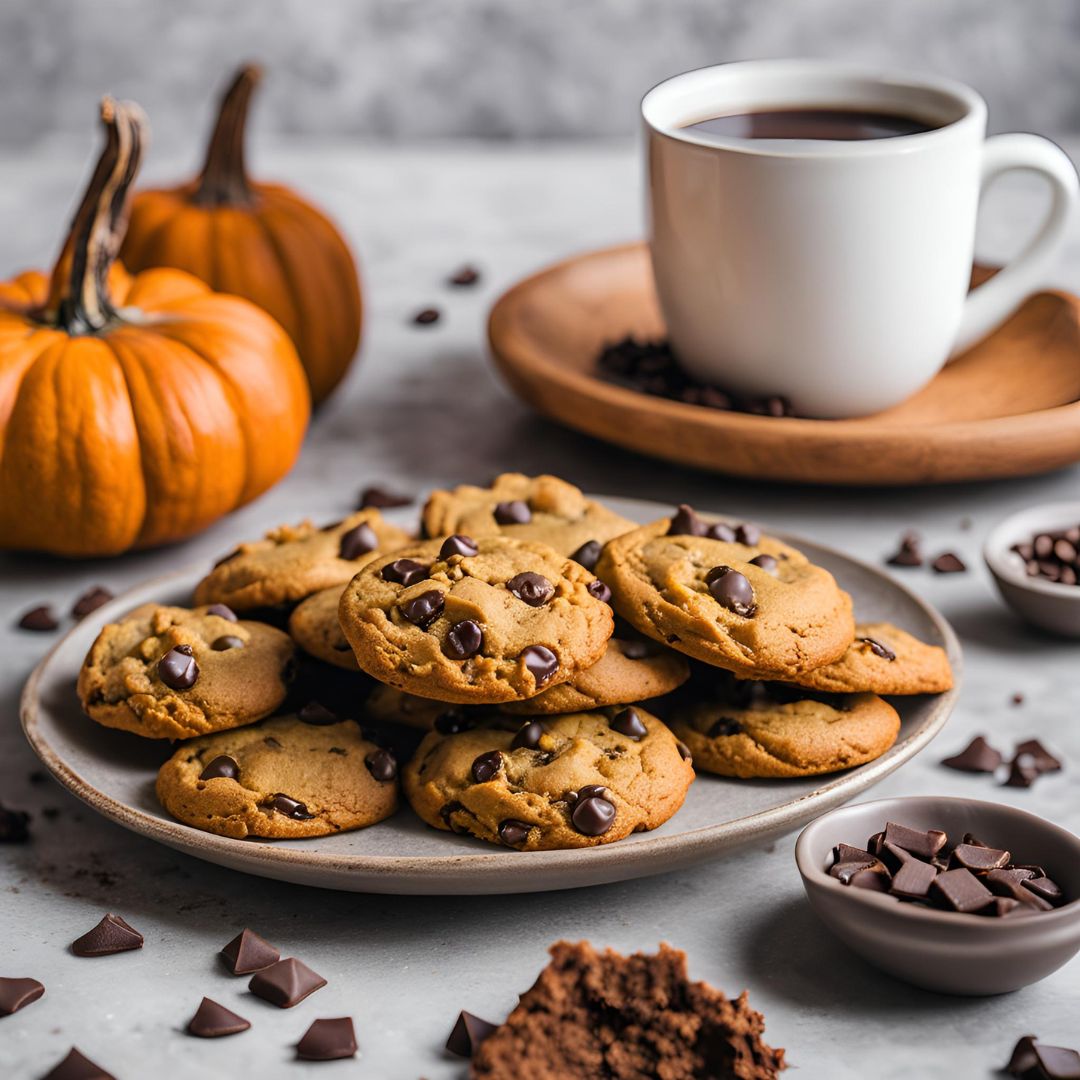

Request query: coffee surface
[{"left": 682, "top": 108, "right": 936, "bottom": 142}]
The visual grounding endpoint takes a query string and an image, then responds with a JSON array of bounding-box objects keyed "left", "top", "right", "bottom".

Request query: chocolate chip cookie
[
  {"left": 403, "top": 707, "right": 694, "bottom": 849},
  {"left": 77, "top": 604, "right": 295, "bottom": 740},
  {"left": 194, "top": 510, "right": 411, "bottom": 612},
  {"left": 596, "top": 509, "right": 854, "bottom": 681},
  {"left": 339, "top": 535, "right": 614, "bottom": 704},
  {"left": 792, "top": 621, "right": 954, "bottom": 695},
  {"left": 289, "top": 586, "right": 359, "bottom": 671},
  {"left": 156, "top": 714, "right": 398, "bottom": 839},
  {"left": 670, "top": 689, "right": 899, "bottom": 778},
  {"left": 422, "top": 473, "right": 633, "bottom": 558}
]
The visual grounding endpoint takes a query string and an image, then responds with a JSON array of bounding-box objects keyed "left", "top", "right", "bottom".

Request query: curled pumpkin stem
[
  {"left": 45, "top": 97, "right": 146, "bottom": 334},
  {"left": 195, "top": 63, "right": 262, "bottom": 207}
]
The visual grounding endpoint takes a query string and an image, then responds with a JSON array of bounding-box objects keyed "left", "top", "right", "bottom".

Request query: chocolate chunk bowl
[{"left": 795, "top": 797, "right": 1080, "bottom": 995}]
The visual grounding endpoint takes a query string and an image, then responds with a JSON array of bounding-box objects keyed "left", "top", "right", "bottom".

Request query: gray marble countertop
[{"left": 2, "top": 137, "right": 1079, "bottom": 1079}]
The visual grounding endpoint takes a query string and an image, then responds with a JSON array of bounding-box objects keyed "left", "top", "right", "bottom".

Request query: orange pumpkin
[
  {"left": 0, "top": 99, "right": 310, "bottom": 557},
  {"left": 120, "top": 65, "right": 363, "bottom": 404}
]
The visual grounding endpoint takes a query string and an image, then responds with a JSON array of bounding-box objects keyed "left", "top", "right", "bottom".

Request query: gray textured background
[{"left": 2, "top": 0, "right": 1080, "bottom": 150}]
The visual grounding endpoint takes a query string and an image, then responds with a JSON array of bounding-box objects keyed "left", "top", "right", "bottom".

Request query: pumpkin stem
[
  {"left": 194, "top": 63, "right": 262, "bottom": 207},
  {"left": 45, "top": 98, "right": 146, "bottom": 334}
]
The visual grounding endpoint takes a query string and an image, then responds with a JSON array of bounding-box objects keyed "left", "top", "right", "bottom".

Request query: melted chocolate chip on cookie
[
  {"left": 400, "top": 589, "right": 446, "bottom": 628},
  {"left": 440, "top": 534, "right": 479, "bottom": 559},
  {"left": 497, "top": 819, "right": 532, "bottom": 847},
  {"left": 494, "top": 500, "right": 531, "bottom": 525},
  {"left": 570, "top": 540, "right": 602, "bottom": 571},
  {"left": 472, "top": 750, "right": 503, "bottom": 783},
  {"left": 705, "top": 566, "right": 757, "bottom": 617},
  {"left": 268, "top": 794, "right": 314, "bottom": 820},
  {"left": 382, "top": 559, "right": 429, "bottom": 586},
  {"left": 211, "top": 635, "right": 244, "bottom": 651},
  {"left": 199, "top": 756, "right": 240, "bottom": 781},
  {"left": 158, "top": 645, "right": 198, "bottom": 690},
  {"left": 339, "top": 522, "right": 379, "bottom": 560},
  {"left": 445, "top": 620, "right": 483, "bottom": 660},
  {"left": 511, "top": 720, "right": 546, "bottom": 750},
  {"left": 521, "top": 645, "right": 559, "bottom": 686},
  {"left": 507, "top": 572, "right": 554, "bottom": 607},
  {"left": 365, "top": 748, "right": 398, "bottom": 782},
  {"left": 610, "top": 708, "right": 647, "bottom": 740}
]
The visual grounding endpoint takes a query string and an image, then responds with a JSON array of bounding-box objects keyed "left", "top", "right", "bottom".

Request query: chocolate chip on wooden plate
[
  {"left": 446, "top": 1010, "right": 499, "bottom": 1058},
  {"left": 220, "top": 928, "right": 280, "bottom": 975},
  {"left": 17, "top": 605, "right": 58, "bottom": 631},
  {"left": 249, "top": 957, "right": 327, "bottom": 1008},
  {"left": 187, "top": 997, "right": 250, "bottom": 1038},
  {"left": 72, "top": 586, "right": 112, "bottom": 619},
  {"left": 0, "top": 976, "right": 44, "bottom": 1016},
  {"left": 297, "top": 1017, "right": 358, "bottom": 1061},
  {"left": 71, "top": 914, "right": 143, "bottom": 957}
]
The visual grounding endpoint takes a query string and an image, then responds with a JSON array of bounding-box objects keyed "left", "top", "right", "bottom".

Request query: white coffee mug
[{"left": 643, "top": 60, "right": 1079, "bottom": 418}]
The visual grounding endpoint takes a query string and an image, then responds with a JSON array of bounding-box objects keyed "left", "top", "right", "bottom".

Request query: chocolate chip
[
  {"left": 382, "top": 558, "right": 429, "bottom": 586},
  {"left": 0, "top": 802, "right": 31, "bottom": 843},
  {"left": 1031, "top": 1044, "right": 1080, "bottom": 1079},
  {"left": 445, "top": 619, "right": 483, "bottom": 660},
  {"left": 887, "top": 847, "right": 938, "bottom": 900},
  {"left": 71, "top": 914, "right": 143, "bottom": 957},
  {"left": 299, "top": 701, "right": 339, "bottom": 726},
  {"left": 676, "top": 741, "right": 692, "bottom": 762},
  {"left": 861, "top": 636, "right": 896, "bottom": 661},
  {"left": 883, "top": 821, "right": 948, "bottom": 860},
  {"left": 400, "top": 589, "right": 445, "bottom": 628},
  {"left": 264, "top": 736, "right": 283, "bottom": 749},
  {"left": 829, "top": 844, "right": 887, "bottom": 885},
  {"left": 930, "top": 868, "right": 993, "bottom": 913},
  {"left": 1023, "top": 876, "right": 1065, "bottom": 906},
  {"left": 41, "top": 1047, "right": 114, "bottom": 1079},
  {"left": 521, "top": 644, "right": 559, "bottom": 686},
  {"left": 205, "top": 603, "right": 238, "bottom": 622},
  {"left": 735, "top": 523, "right": 761, "bottom": 546},
  {"left": 498, "top": 819, "right": 532, "bottom": 847},
  {"left": 440, "top": 533, "right": 479, "bottom": 559},
  {"left": 610, "top": 707, "right": 647, "bottom": 740},
  {"left": 220, "top": 929, "right": 280, "bottom": 975},
  {"left": 848, "top": 867, "right": 890, "bottom": 892},
  {"left": 249, "top": 957, "right": 327, "bottom": 1008},
  {"left": 1012, "top": 693, "right": 1025, "bottom": 706},
  {"left": 941, "top": 735, "right": 1002, "bottom": 773},
  {"left": 708, "top": 717, "right": 742, "bottom": 737},
  {"left": 297, "top": 1017, "right": 358, "bottom": 1061},
  {"left": 511, "top": 721, "right": 546, "bottom": 750},
  {"left": 749, "top": 554, "right": 778, "bottom": 575},
  {"left": 187, "top": 997, "right": 251, "bottom": 1038},
  {"left": 339, "top": 522, "right": 379, "bottom": 560},
  {"left": 886, "top": 532, "right": 923, "bottom": 567},
  {"left": 413, "top": 307, "right": 440, "bottom": 325},
  {"left": 988, "top": 869, "right": 1053, "bottom": 910},
  {"left": 472, "top": 750, "right": 503, "bottom": 783},
  {"left": 358, "top": 486, "right": 411, "bottom": 509},
  {"left": 158, "top": 645, "right": 198, "bottom": 690},
  {"left": 448, "top": 265, "right": 481, "bottom": 287},
  {"left": 268, "top": 794, "right": 314, "bottom": 820},
  {"left": 494, "top": 499, "right": 531, "bottom": 525},
  {"left": 211, "top": 634, "right": 244, "bottom": 651},
  {"left": 365, "top": 748, "right": 398, "bottom": 782},
  {"left": 446, "top": 1010, "right": 499, "bottom": 1058},
  {"left": 72, "top": 586, "right": 112, "bottom": 619},
  {"left": 570, "top": 793, "right": 616, "bottom": 836},
  {"left": 587, "top": 579, "right": 612, "bottom": 603},
  {"left": 706, "top": 522, "right": 736, "bottom": 542},
  {"left": 705, "top": 566, "right": 756, "bottom": 616},
  {"left": 951, "top": 843, "right": 1010, "bottom": 872},
  {"left": 1013, "top": 739, "right": 1062, "bottom": 774},
  {"left": 668, "top": 504, "right": 706, "bottom": 537},
  {"left": 1004, "top": 758, "right": 1039, "bottom": 788},
  {"left": 508, "top": 572, "right": 554, "bottom": 606},
  {"left": 931, "top": 551, "right": 967, "bottom": 573},
  {"left": 1006, "top": 1036, "right": 1042, "bottom": 1076},
  {"left": 435, "top": 710, "right": 474, "bottom": 735},
  {"left": 0, "top": 977, "right": 44, "bottom": 1017},
  {"left": 570, "top": 540, "right": 602, "bottom": 571},
  {"left": 199, "top": 756, "right": 239, "bottom": 781},
  {"left": 17, "top": 605, "right": 58, "bottom": 631}
]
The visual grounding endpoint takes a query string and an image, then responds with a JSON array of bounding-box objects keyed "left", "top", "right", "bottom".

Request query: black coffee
[{"left": 682, "top": 108, "right": 936, "bottom": 142}]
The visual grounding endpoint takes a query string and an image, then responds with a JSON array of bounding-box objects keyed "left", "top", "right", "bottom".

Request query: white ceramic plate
[{"left": 20, "top": 496, "right": 961, "bottom": 895}]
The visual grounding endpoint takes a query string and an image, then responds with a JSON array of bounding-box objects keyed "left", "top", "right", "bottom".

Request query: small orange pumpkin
[
  {"left": 120, "top": 65, "right": 363, "bottom": 404},
  {"left": 0, "top": 99, "right": 310, "bottom": 557}
]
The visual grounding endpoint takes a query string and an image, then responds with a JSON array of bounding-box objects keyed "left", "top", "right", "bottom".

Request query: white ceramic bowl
[
  {"left": 984, "top": 501, "right": 1080, "bottom": 637},
  {"left": 795, "top": 796, "right": 1080, "bottom": 995}
]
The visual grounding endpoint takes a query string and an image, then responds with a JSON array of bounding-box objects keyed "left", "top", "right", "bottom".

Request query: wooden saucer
[{"left": 488, "top": 243, "right": 1080, "bottom": 485}]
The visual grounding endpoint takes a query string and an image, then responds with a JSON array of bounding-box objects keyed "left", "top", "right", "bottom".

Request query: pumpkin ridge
[{"left": 246, "top": 206, "right": 313, "bottom": 363}]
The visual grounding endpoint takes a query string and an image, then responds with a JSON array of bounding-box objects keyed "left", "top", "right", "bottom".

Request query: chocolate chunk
[
  {"left": 587, "top": 579, "right": 612, "bottom": 603},
  {"left": 886, "top": 532, "right": 923, "bottom": 567},
  {"left": 494, "top": 499, "right": 531, "bottom": 525},
  {"left": 749, "top": 553, "right": 778, "bottom": 575},
  {"left": 72, "top": 586, "right": 113, "bottom": 619},
  {"left": 18, "top": 605, "right": 58, "bottom": 631},
  {"left": 339, "top": 522, "right": 379, "bottom": 560},
  {"left": 570, "top": 540, "right": 602, "bottom": 571},
  {"left": 570, "top": 793, "right": 616, "bottom": 837},
  {"left": 299, "top": 701, "right": 339, "bottom": 726},
  {"left": 1006, "top": 1037, "right": 1042, "bottom": 1076},
  {"left": 187, "top": 997, "right": 251, "bottom": 1038},
  {"left": 931, "top": 551, "right": 967, "bottom": 573},
  {"left": 668, "top": 504, "right": 706, "bottom": 537},
  {"left": 210, "top": 634, "right": 244, "bottom": 651},
  {"left": 71, "top": 914, "right": 143, "bottom": 957},
  {"left": 498, "top": 819, "right": 532, "bottom": 847},
  {"left": 413, "top": 307, "right": 440, "bottom": 325},
  {"left": 0, "top": 976, "right": 44, "bottom": 1016},
  {"left": 435, "top": 710, "right": 474, "bottom": 735},
  {"left": 365, "top": 748, "right": 398, "bottom": 783},
  {"left": 449, "top": 265, "right": 481, "bottom": 287},
  {"left": 382, "top": 558, "right": 429, "bottom": 586},
  {"left": 297, "top": 1016, "right": 358, "bottom": 1060},
  {"left": 521, "top": 645, "right": 559, "bottom": 686},
  {"left": 848, "top": 867, "right": 891, "bottom": 892},
  {"left": 1012, "top": 693, "right": 1025, "bottom": 706},
  {"left": 199, "top": 755, "right": 239, "bottom": 782},
  {"left": 440, "top": 533, "right": 478, "bottom": 559},
  {"left": 508, "top": 572, "right": 554, "bottom": 606},
  {"left": 445, "top": 619, "right": 483, "bottom": 660},
  {"left": 951, "top": 843, "right": 1010, "bottom": 872},
  {"left": 446, "top": 1010, "right": 499, "bottom": 1058},
  {"left": 861, "top": 636, "right": 896, "bottom": 661},
  {"left": 883, "top": 821, "right": 948, "bottom": 860},
  {"left": 941, "top": 735, "right": 1002, "bottom": 773},
  {"left": 708, "top": 717, "right": 742, "bottom": 738},
  {"left": 706, "top": 522, "right": 737, "bottom": 542},
  {"left": 472, "top": 750, "right": 503, "bottom": 783},
  {"left": 358, "top": 486, "right": 412, "bottom": 509},
  {"left": 735, "top": 523, "right": 761, "bottom": 546},
  {"left": 1033, "top": 1044, "right": 1080, "bottom": 1078},
  {"left": 205, "top": 603, "right": 237, "bottom": 621},
  {"left": 1004, "top": 758, "right": 1040, "bottom": 788},
  {"left": 887, "top": 848, "right": 938, "bottom": 900},
  {"left": 705, "top": 566, "right": 756, "bottom": 616},
  {"left": 1023, "top": 876, "right": 1064, "bottom": 906},
  {"left": 930, "top": 867, "right": 993, "bottom": 913},
  {"left": 0, "top": 802, "right": 31, "bottom": 843},
  {"left": 981, "top": 897, "right": 1027, "bottom": 918},
  {"left": 1013, "top": 739, "right": 1062, "bottom": 774},
  {"left": 268, "top": 794, "right": 314, "bottom": 820},
  {"left": 610, "top": 707, "right": 647, "bottom": 740},
  {"left": 511, "top": 721, "right": 546, "bottom": 750},
  {"left": 249, "top": 957, "right": 327, "bottom": 1008},
  {"left": 157, "top": 645, "right": 198, "bottom": 690},
  {"left": 220, "top": 928, "right": 280, "bottom": 975},
  {"left": 829, "top": 843, "right": 884, "bottom": 885},
  {"left": 41, "top": 1047, "right": 114, "bottom": 1080},
  {"left": 987, "top": 869, "right": 1054, "bottom": 910},
  {"left": 400, "top": 589, "right": 446, "bottom": 627}
]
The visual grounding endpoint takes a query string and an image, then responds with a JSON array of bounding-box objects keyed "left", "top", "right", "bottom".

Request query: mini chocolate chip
[
  {"left": 886, "top": 531, "right": 923, "bottom": 567},
  {"left": 705, "top": 566, "right": 756, "bottom": 616},
  {"left": 587, "top": 579, "right": 612, "bottom": 603},
  {"left": 440, "top": 534, "right": 478, "bottom": 559},
  {"left": 339, "top": 522, "right": 379, "bottom": 560},
  {"left": 199, "top": 756, "right": 239, "bottom": 781},
  {"left": 449, "top": 265, "right": 480, "bottom": 287},
  {"left": 498, "top": 819, "right": 532, "bottom": 846},
  {"left": 521, "top": 645, "right": 559, "bottom": 686},
  {"left": 471, "top": 750, "right": 503, "bottom": 783},
  {"left": 211, "top": 635, "right": 244, "bottom": 651},
  {"left": 382, "top": 559, "right": 429, "bottom": 586},
  {"left": 508, "top": 572, "right": 554, "bottom": 606},
  {"left": 158, "top": 646, "right": 199, "bottom": 690},
  {"left": 205, "top": 603, "right": 238, "bottom": 622},
  {"left": 400, "top": 589, "right": 445, "bottom": 628},
  {"left": 299, "top": 701, "right": 339, "bottom": 726},
  {"left": 494, "top": 499, "right": 531, "bottom": 525},
  {"left": 676, "top": 741, "right": 692, "bottom": 762},
  {"left": 749, "top": 554, "right": 778, "bottom": 574},
  {"left": 668, "top": 504, "right": 706, "bottom": 536},
  {"left": 358, "top": 486, "right": 411, "bottom": 509},
  {"left": 445, "top": 620, "right": 483, "bottom": 660},
  {"left": 610, "top": 707, "right": 647, "bottom": 740},
  {"left": 72, "top": 586, "right": 112, "bottom": 619},
  {"left": 861, "top": 636, "right": 897, "bottom": 661},
  {"left": 435, "top": 710, "right": 474, "bottom": 735},
  {"left": 709, "top": 717, "right": 742, "bottom": 737},
  {"left": 735, "top": 523, "right": 761, "bottom": 545},
  {"left": 365, "top": 749, "right": 398, "bottom": 782},
  {"left": 511, "top": 721, "right": 546, "bottom": 750},
  {"left": 268, "top": 794, "right": 313, "bottom": 819},
  {"left": 414, "top": 307, "right": 440, "bottom": 325},
  {"left": 17, "top": 606, "right": 58, "bottom": 632},
  {"left": 570, "top": 540, "right": 602, "bottom": 571},
  {"left": 571, "top": 794, "right": 616, "bottom": 836}
]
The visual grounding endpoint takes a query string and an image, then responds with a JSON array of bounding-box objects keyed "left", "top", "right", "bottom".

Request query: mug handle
[{"left": 951, "top": 133, "right": 1079, "bottom": 357}]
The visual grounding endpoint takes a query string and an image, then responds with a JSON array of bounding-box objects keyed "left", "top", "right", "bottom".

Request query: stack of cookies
[{"left": 75, "top": 474, "right": 953, "bottom": 853}]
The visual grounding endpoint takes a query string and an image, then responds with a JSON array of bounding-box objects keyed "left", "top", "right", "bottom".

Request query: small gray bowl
[
  {"left": 795, "top": 796, "right": 1080, "bottom": 995},
  {"left": 984, "top": 501, "right": 1080, "bottom": 637}
]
